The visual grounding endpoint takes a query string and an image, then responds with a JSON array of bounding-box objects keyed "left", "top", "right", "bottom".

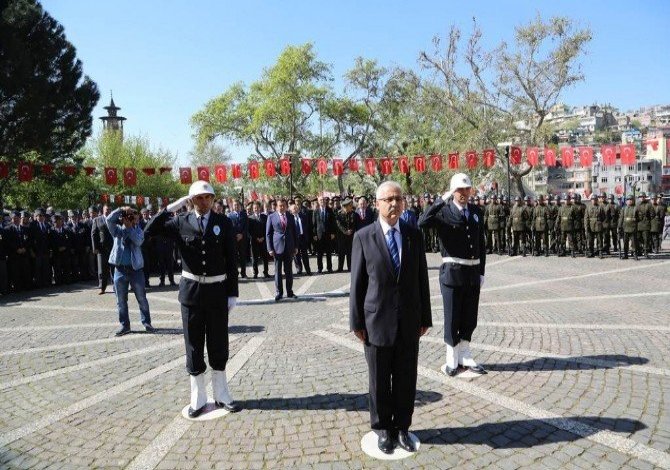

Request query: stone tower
[{"left": 99, "top": 93, "right": 126, "bottom": 138}]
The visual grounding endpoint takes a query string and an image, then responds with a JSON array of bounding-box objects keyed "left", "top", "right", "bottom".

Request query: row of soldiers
[{"left": 478, "top": 192, "right": 667, "bottom": 259}]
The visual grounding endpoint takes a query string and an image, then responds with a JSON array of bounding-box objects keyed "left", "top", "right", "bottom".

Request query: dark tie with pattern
[{"left": 386, "top": 228, "right": 400, "bottom": 276}]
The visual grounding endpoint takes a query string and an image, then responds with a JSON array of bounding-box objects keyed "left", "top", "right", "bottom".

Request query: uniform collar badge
[{"left": 213, "top": 225, "right": 220, "bottom": 235}]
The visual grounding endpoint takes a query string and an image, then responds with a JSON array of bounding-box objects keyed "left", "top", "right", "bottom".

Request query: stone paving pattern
[{"left": 1, "top": 248, "right": 669, "bottom": 469}]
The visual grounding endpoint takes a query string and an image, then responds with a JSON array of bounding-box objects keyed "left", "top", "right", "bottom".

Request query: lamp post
[{"left": 497, "top": 142, "right": 513, "bottom": 198}]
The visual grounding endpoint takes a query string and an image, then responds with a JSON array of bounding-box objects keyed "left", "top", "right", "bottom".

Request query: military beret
[
  {"left": 638, "top": 192, "right": 647, "bottom": 198},
  {"left": 342, "top": 197, "right": 353, "bottom": 205}
]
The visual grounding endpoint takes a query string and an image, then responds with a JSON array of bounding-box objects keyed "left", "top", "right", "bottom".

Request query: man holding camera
[{"left": 106, "top": 206, "right": 153, "bottom": 336}]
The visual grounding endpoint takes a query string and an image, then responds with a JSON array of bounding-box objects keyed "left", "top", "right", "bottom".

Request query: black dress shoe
[
  {"left": 115, "top": 327, "right": 130, "bottom": 337},
  {"left": 158, "top": 281, "right": 165, "bottom": 287},
  {"left": 143, "top": 323, "right": 156, "bottom": 333},
  {"left": 467, "top": 364, "right": 487, "bottom": 375},
  {"left": 188, "top": 405, "right": 206, "bottom": 418},
  {"left": 397, "top": 430, "right": 416, "bottom": 452},
  {"left": 444, "top": 366, "right": 459, "bottom": 377},
  {"left": 377, "top": 429, "right": 395, "bottom": 454},
  {"left": 286, "top": 292, "right": 298, "bottom": 299},
  {"left": 274, "top": 294, "right": 283, "bottom": 302},
  {"left": 215, "top": 401, "right": 241, "bottom": 413},
  {"left": 263, "top": 274, "right": 271, "bottom": 279}
]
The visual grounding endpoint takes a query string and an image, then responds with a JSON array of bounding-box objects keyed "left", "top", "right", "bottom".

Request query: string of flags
[{"left": 0, "top": 142, "right": 652, "bottom": 185}]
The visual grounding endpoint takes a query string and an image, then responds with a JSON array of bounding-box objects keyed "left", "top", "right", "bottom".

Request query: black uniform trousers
[
  {"left": 364, "top": 333, "right": 419, "bottom": 431},
  {"left": 236, "top": 237, "right": 248, "bottom": 276},
  {"left": 440, "top": 282, "right": 480, "bottom": 346},
  {"left": 337, "top": 235, "right": 353, "bottom": 271},
  {"left": 34, "top": 253, "right": 52, "bottom": 287},
  {"left": 9, "top": 254, "right": 31, "bottom": 291},
  {"left": 273, "top": 251, "right": 293, "bottom": 295},
  {"left": 250, "top": 239, "right": 269, "bottom": 276},
  {"left": 52, "top": 251, "right": 72, "bottom": 285},
  {"left": 97, "top": 249, "right": 114, "bottom": 290},
  {"left": 181, "top": 300, "right": 230, "bottom": 375},
  {"left": 157, "top": 244, "right": 175, "bottom": 283},
  {"left": 293, "top": 235, "right": 311, "bottom": 274},
  {"left": 0, "top": 259, "right": 8, "bottom": 295}
]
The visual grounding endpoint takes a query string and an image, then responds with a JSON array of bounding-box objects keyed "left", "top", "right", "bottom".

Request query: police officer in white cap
[
  {"left": 144, "top": 180, "right": 241, "bottom": 417},
  {"left": 418, "top": 173, "right": 487, "bottom": 376}
]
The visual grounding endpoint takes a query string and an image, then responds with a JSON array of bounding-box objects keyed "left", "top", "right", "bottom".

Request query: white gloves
[
  {"left": 167, "top": 195, "right": 190, "bottom": 213},
  {"left": 480, "top": 275, "right": 485, "bottom": 287},
  {"left": 442, "top": 191, "right": 452, "bottom": 201},
  {"left": 228, "top": 297, "right": 237, "bottom": 313}
]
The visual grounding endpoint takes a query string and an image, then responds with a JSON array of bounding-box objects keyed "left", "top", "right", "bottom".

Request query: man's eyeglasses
[{"left": 378, "top": 196, "right": 404, "bottom": 203}]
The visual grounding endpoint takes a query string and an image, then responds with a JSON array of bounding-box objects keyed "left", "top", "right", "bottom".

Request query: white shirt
[
  {"left": 452, "top": 200, "right": 469, "bottom": 219},
  {"left": 379, "top": 217, "right": 402, "bottom": 262}
]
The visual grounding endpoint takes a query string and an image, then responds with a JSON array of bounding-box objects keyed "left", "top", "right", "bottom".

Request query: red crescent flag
[
  {"left": 510, "top": 146, "right": 522, "bottom": 165},
  {"left": 560, "top": 146, "right": 574, "bottom": 167},
  {"left": 137, "top": 195, "right": 145, "bottom": 206},
  {"left": 317, "top": 158, "right": 328, "bottom": 176},
  {"left": 279, "top": 157, "right": 291, "bottom": 176},
  {"left": 615, "top": 185, "right": 623, "bottom": 195},
  {"left": 18, "top": 162, "right": 34, "bottom": 182},
  {"left": 62, "top": 165, "right": 77, "bottom": 176},
  {"left": 159, "top": 167, "right": 172, "bottom": 175},
  {"left": 300, "top": 159, "right": 312, "bottom": 176},
  {"left": 123, "top": 168, "right": 137, "bottom": 186},
  {"left": 601, "top": 145, "right": 616, "bottom": 166},
  {"left": 526, "top": 147, "right": 539, "bottom": 166},
  {"left": 645, "top": 139, "right": 659, "bottom": 151},
  {"left": 364, "top": 158, "right": 376, "bottom": 175},
  {"left": 483, "top": 149, "right": 496, "bottom": 168},
  {"left": 84, "top": 166, "right": 95, "bottom": 176},
  {"left": 448, "top": 152, "right": 459, "bottom": 169},
  {"left": 0, "top": 162, "right": 8, "bottom": 179},
  {"left": 264, "top": 159, "right": 276, "bottom": 177},
  {"left": 231, "top": 164, "right": 242, "bottom": 179},
  {"left": 544, "top": 148, "right": 556, "bottom": 166},
  {"left": 197, "top": 166, "right": 210, "bottom": 181},
  {"left": 620, "top": 144, "right": 636, "bottom": 164},
  {"left": 348, "top": 157, "right": 359, "bottom": 172},
  {"left": 465, "top": 151, "right": 478, "bottom": 169},
  {"left": 332, "top": 158, "right": 344, "bottom": 176},
  {"left": 248, "top": 161, "right": 260, "bottom": 180},
  {"left": 430, "top": 154, "right": 443, "bottom": 171},
  {"left": 142, "top": 168, "right": 156, "bottom": 176},
  {"left": 114, "top": 195, "right": 123, "bottom": 205},
  {"left": 104, "top": 167, "right": 118, "bottom": 185},
  {"left": 101, "top": 194, "right": 109, "bottom": 204},
  {"left": 41, "top": 164, "right": 53, "bottom": 175},
  {"left": 214, "top": 164, "right": 227, "bottom": 183},
  {"left": 179, "top": 167, "right": 192, "bottom": 184},
  {"left": 380, "top": 157, "right": 393, "bottom": 175},
  {"left": 398, "top": 155, "right": 410, "bottom": 174},
  {"left": 579, "top": 147, "right": 594, "bottom": 167}
]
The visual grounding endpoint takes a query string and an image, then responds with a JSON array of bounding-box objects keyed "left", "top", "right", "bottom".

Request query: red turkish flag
[
  {"left": 41, "top": 164, "right": 54, "bottom": 175},
  {"left": 248, "top": 161, "right": 260, "bottom": 180},
  {"left": 104, "top": 167, "right": 118, "bottom": 185},
  {"left": 317, "top": 158, "right": 328, "bottom": 176},
  {"left": 510, "top": 147, "right": 522, "bottom": 165},
  {"left": 448, "top": 152, "right": 459, "bottom": 169},
  {"left": 413, "top": 155, "right": 426, "bottom": 172},
  {"left": 646, "top": 139, "right": 659, "bottom": 151},
  {"left": 18, "top": 162, "right": 34, "bottom": 182},
  {"left": 348, "top": 158, "right": 359, "bottom": 172},
  {"left": 197, "top": 166, "right": 210, "bottom": 181},
  {"left": 84, "top": 166, "right": 95, "bottom": 176},
  {"left": 615, "top": 185, "right": 623, "bottom": 195},
  {"left": 141, "top": 168, "right": 155, "bottom": 176},
  {"left": 279, "top": 157, "right": 290, "bottom": 176},
  {"left": 0, "top": 162, "right": 9, "bottom": 179},
  {"left": 483, "top": 149, "right": 496, "bottom": 168},
  {"left": 123, "top": 168, "right": 137, "bottom": 186},
  {"left": 214, "top": 164, "right": 227, "bottom": 183},
  {"left": 62, "top": 165, "right": 77, "bottom": 176},
  {"left": 159, "top": 167, "right": 172, "bottom": 175},
  {"left": 601, "top": 145, "right": 616, "bottom": 166},
  {"left": 430, "top": 154, "right": 443, "bottom": 171},
  {"left": 465, "top": 151, "right": 478, "bottom": 169},
  {"left": 114, "top": 195, "right": 123, "bottom": 205},
  {"left": 364, "top": 158, "right": 376, "bottom": 175},
  {"left": 300, "top": 159, "right": 312, "bottom": 176},
  {"left": 579, "top": 147, "right": 594, "bottom": 167},
  {"left": 398, "top": 156, "right": 410, "bottom": 174},
  {"left": 137, "top": 195, "right": 145, "bottom": 206},
  {"left": 526, "top": 147, "right": 539, "bottom": 166},
  {"left": 544, "top": 148, "right": 556, "bottom": 166},
  {"left": 179, "top": 167, "right": 192, "bottom": 184},
  {"left": 332, "top": 159, "right": 344, "bottom": 176},
  {"left": 263, "top": 159, "right": 276, "bottom": 177},
  {"left": 161, "top": 197, "right": 169, "bottom": 207},
  {"left": 560, "top": 146, "right": 574, "bottom": 167},
  {"left": 380, "top": 157, "right": 393, "bottom": 175},
  {"left": 231, "top": 164, "right": 242, "bottom": 179},
  {"left": 101, "top": 194, "right": 109, "bottom": 204},
  {"left": 620, "top": 144, "right": 636, "bottom": 164}
]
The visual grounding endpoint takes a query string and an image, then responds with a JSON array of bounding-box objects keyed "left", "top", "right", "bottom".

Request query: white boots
[
  {"left": 188, "top": 370, "right": 241, "bottom": 416},
  {"left": 445, "top": 343, "right": 460, "bottom": 369},
  {"left": 190, "top": 374, "right": 207, "bottom": 413},
  {"left": 445, "top": 340, "right": 487, "bottom": 376},
  {"left": 211, "top": 370, "right": 233, "bottom": 405},
  {"left": 459, "top": 340, "right": 478, "bottom": 367}
]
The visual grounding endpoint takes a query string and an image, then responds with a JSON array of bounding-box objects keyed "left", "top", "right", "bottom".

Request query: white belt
[
  {"left": 442, "top": 256, "right": 480, "bottom": 266},
  {"left": 181, "top": 271, "right": 227, "bottom": 284}
]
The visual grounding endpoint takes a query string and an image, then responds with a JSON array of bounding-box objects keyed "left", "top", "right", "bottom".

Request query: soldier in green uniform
[
  {"left": 485, "top": 195, "right": 504, "bottom": 255},
  {"left": 547, "top": 195, "right": 559, "bottom": 254},
  {"left": 501, "top": 196, "right": 510, "bottom": 254},
  {"left": 650, "top": 194, "right": 665, "bottom": 253},
  {"left": 531, "top": 195, "right": 550, "bottom": 256},
  {"left": 522, "top": 196, "right": 533, "bottom": 255},
  {"left": 619, "top": 195, "right": 639, "bottom": 260},
  {"left": 607, "top": 194, "right": 620, "bottom": 254},
  {"left": 572, "top": 194, "right": 586, "bottom": 254},
  {"left": 585, "top": 194, "right": 607, "bottom": 258},
  {"left": 509, "top": 196, "right": 528, "bottom": 256},
  {"left": 635, "top": 193, "right": 654, "bottom": 258},
  {"left": 598, "top": 193, "right": 610, "bottom": 254},
  {"left": 556, "top": 195, "right": 577, "bottom": 257}
]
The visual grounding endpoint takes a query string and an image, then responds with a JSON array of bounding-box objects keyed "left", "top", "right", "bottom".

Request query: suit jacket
[
  {"left": 349, "top": 220, "right": 432, "bottom": 347},
  {"left": 248, "top": 213, "right": 267, "bottom": 240},
  {"left": 266, "top": 211, "right": 296, "bottom": 255},
  {"left": 312, "top": 206, "right": 336, "bottom": 239},
  {"left": 354, "top": 207, "right": 376, "bottom": 231},
  {"left": 228, "top": 210, "right": 249, "bottom": 238},
  {"left": 293, "top": 211, "right": 310, "bottom": 249},
  {"left": 91, "top": 215, "right": 113, "bottom": 252},
  {"left": 418, "top": 197, "right": 486, "bottom": 286},
  {"left": 30, "top": 221, "right": 51, "bottom": 255}
]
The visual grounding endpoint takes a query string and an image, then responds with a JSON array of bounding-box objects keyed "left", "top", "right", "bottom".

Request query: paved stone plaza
[{"left": 1, "top": 251, "right": 669, "bottom": 469}]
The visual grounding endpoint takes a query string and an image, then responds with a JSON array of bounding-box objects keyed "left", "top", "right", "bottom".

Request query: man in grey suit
[
  {"left": 266, "top": 198, "right": 297, "bottom": 302},
  {"left": 91, "top": 204, "right": 114, "bottom": 294},
  {"left": 350, "top": 181, "right": 432, "bottom": 455}
]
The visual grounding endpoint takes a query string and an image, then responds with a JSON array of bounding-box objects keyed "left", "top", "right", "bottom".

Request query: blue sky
[{"left": 43, "top": 0, "right": 670, "bottom": 164}]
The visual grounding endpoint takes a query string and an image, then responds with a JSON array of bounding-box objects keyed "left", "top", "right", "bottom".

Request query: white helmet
[
  {"left": 449, "top": 173, "right": 472, "bottom": 192},
  {"left": 188, "top": 180, "right": 215, "bottom": 198}
]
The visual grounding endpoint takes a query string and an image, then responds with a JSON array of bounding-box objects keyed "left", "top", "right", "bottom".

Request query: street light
[{"left": 497, "top": 142, "right": 513, "bottom": 198}]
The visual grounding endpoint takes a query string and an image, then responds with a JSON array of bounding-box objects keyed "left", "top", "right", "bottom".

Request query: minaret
[{"left": 100, "top": 92, "right": 126, "bottom": 138}]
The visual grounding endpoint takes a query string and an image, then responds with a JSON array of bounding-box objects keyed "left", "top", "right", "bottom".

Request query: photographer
[{"left": 106, "top": 206, "right": 154, "bottom": 336}]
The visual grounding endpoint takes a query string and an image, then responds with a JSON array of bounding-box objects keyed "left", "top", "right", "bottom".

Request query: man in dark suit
[
  {"left": 30, "top": 208, "right": 52, "bottom": 287},
  {"left": 311, "top": 196, "right": 336, "bottom": 273},
  {"left": 266, "top": 198, "right": 297, "bottom": 301},
  {"left": 350, "top": 181, "right": 432, "bottom": 455},
  {"left": 228, "top": 200, "right": 249, "bottom": 278},
  {"left": 248, "top": 201, "right": 269, "bottom": 278},
  {"left": 354, "top": 196, "right": 376, "bottom": 231},
  {"left": 418, "top": 173, "right": 487, "bottom": 376},
  {"left": 49, "top": 213, "right": 74, "bottom": 285},
  {"left": 6, "top": 211, "right": 32, "bottom": 292},
  {"left": 91, "top": 204, "right": 115, "bottom": 294},
  {"left": 290, "top": 202, "right": 311, "bottom": 275},
  {"left": 144, "top": 181, "right": 241, "bottom": 417}
]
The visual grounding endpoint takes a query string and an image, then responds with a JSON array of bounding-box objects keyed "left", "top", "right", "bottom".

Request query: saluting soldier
[
  {"left": 619, "top": 195, "right": 639, "bottom": 260},
  {"left": 584, "top": 194, "right": 606, "bottom": 258},
  {"left": 650, "top": 194, "right": 665, "bottom": 253},
  {"left": 144, "top": 181, "right": 241, "bottom": 417},
  {"left": 509, "top": 197, "right": 528, "bottom": 256},
  {"left": 556, "top": 196, "right": 577, "bottom": 257},
  {"left": 532, "top": 195, "right": 550, "bottom": 256},
  {"left": 635, "top": 193, "right": 654, "bottom": 258},
  {"left": 335, "top": 198, "right": 356, "bottom": 272}
]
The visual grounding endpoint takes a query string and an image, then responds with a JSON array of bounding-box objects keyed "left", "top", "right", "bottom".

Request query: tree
[
  {"left": 189, "top": 141, "right": 232, "bottom": 168},
  {"left": 419, "top": 15, "right": 591, "bottom": 195},
  {"left": 0, "top": 0, "right": 100, "bottom": 204}
]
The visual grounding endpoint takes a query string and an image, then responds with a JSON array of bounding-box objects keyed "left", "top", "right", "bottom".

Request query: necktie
[
  {"left": 296, "top": 217, "right": 302, "bottom": 235},
  {"left": 198, "top": 215, "right": 204, "bottom": 233},
  {"left": 280, "top": 213, "right": 286, "bottom": 230},
  {"left": 386, "top": 228, "right": 400, "bottom": 276}
]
